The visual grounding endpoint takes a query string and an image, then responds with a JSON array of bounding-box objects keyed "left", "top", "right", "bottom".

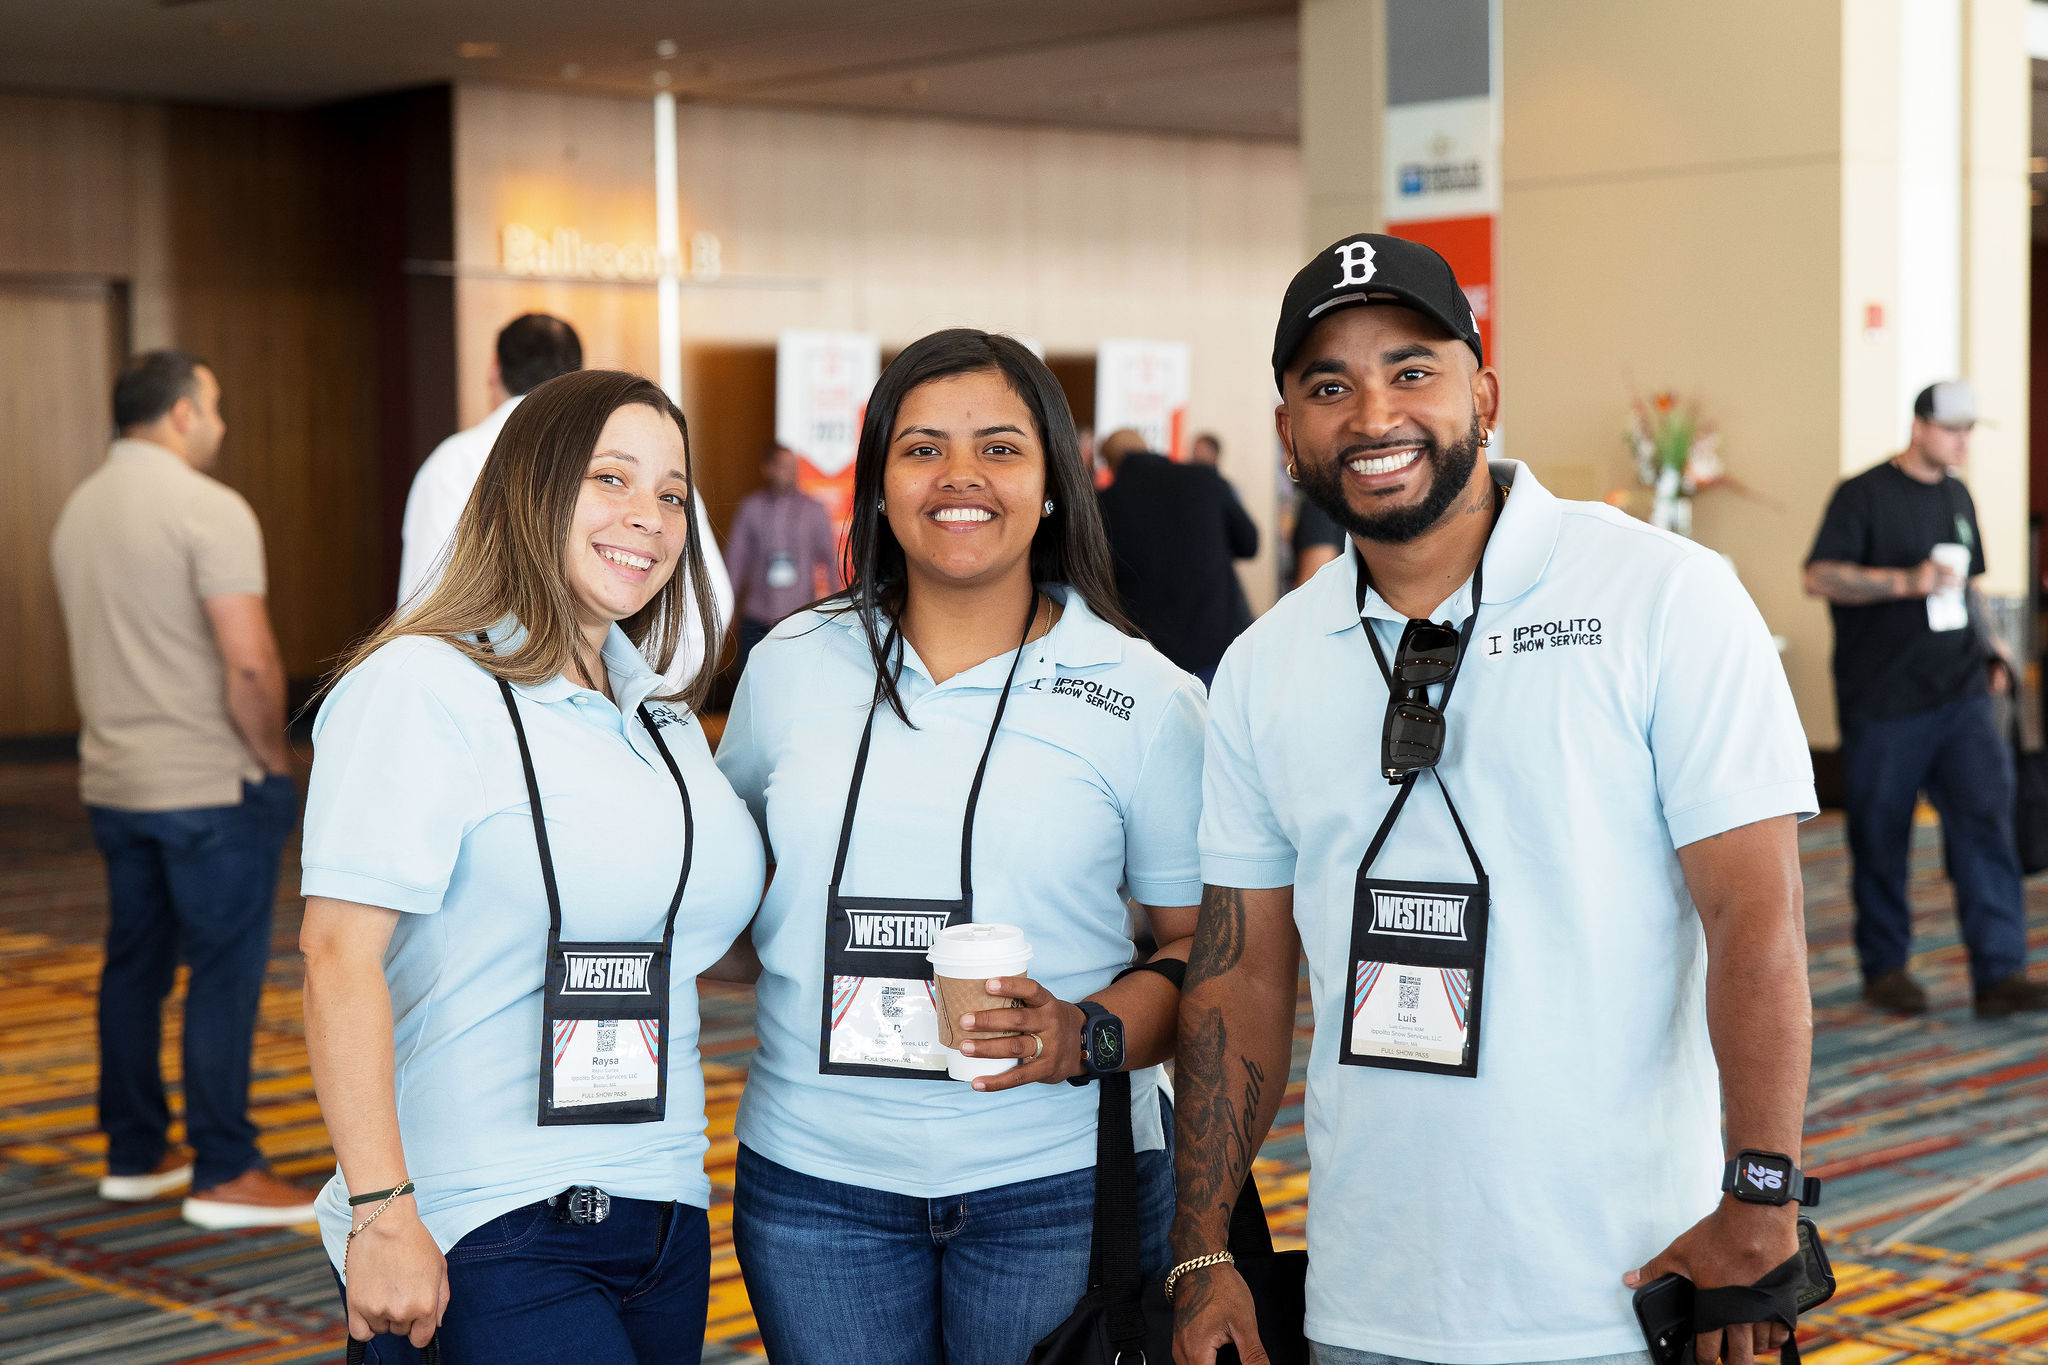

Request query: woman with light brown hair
[{"left": 297, "top": 370, "right": 764, "bottom": 1363}]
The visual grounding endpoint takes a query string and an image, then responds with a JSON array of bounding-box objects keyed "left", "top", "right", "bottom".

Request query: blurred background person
[
  {"left": 50, "top": 350, "right": 312, "bottom": 1229},
  {"left": 397, "top": 313, "right": 734, "bottom": 686},
  {"left": 1096, "top": 426, "right": 1258, "bottom": 686},
  {"left": 1804, "top": 380, "right": 2044, "bottom": 1018},
  {"left": 723, "top": 440, "right": 842, "bottom": 679},
  {"left": 1290, "top": 495, "right": 1346, "bottom": 589}
]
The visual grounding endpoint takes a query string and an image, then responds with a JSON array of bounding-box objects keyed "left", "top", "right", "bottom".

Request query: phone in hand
[{"left": 1632, "top": 1217, "right": 1836, "bottom": 1365}]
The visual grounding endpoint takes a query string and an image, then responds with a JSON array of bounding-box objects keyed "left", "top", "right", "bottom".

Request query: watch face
[
  {"left": 1734, "top": 1152, "right": 1793, "bottom": 1203},
  {"left": 1089, "top": 1019, "right": 1125, "bottom": 1072}
]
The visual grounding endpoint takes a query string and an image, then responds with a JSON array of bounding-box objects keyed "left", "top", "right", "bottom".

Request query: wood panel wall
[{"left": 0, "top": 89, "right": 451, "bottom": 740}]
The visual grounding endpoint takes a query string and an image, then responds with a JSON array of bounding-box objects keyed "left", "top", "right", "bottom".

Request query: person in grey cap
[
  {"left": 1804, "top": 380, "right": 2042, "bottom": 1018},
  {"left": 1171, "top": 233, "right": 1819, "bottom": 1365}
]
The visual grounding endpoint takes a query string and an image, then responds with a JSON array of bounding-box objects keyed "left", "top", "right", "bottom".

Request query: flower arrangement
[{"left": 1619, "top": 391, "right": 1728, "bottom": 538}]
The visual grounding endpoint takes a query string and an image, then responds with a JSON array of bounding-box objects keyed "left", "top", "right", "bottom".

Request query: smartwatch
[
  {"left": 1067, "top": 1001, "right": 1126, "bottom": 1085},
  {"left": 1722, "top": 1150, "right": 1822, "bottom": 1207}
]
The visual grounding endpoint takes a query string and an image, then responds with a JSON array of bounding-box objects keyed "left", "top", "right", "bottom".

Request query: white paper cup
[{"left": 928, "top": 924, "right": 1034, "bottom": 1081}]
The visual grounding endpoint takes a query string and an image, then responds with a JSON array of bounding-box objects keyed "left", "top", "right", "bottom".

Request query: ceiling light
[
  {"left": 655, "top": 39, "right": 679, "bottom": 59},
  {"left": 458, "top": 41, "right": 501, "bottom": 59}
]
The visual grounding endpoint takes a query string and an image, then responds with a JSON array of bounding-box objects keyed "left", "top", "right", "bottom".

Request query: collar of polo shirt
[
  {"left": 482, "top": 616, "right": 657, "bottom": 703},
  {"left": 1321, "top": 459, "right": 1563, "bottom": 632},
  {"left": 826, "top": 583, "right": 1124, "bottom": 684}
]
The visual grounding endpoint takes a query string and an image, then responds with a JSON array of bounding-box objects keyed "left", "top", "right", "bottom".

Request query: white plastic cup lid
[{"left": 927, "top": 922, "right": 1033, "bottom": 976}]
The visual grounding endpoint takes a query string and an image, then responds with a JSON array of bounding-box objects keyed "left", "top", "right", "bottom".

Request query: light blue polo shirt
[
  {"left": 300, "top": 623, "right": 765, "bottom": 1274},
  {"left": 716, "top": 586, "right": 1205, "bottom": 1197},
  {"left": 1202, "top": 461, "right": 1817, "bottom": 1363}
]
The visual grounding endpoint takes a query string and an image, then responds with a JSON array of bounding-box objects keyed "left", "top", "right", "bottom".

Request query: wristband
[
  {"left": 1113, "top": 958, "right": 1187, "bottom": 991},
  {"left": 347, "top": 1179, "right": 415, "bottom": 1207}
]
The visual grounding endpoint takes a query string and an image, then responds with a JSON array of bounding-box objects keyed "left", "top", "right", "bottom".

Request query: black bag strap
[
  {"left": 1084, "top": 1072, "right": 1282, "bottom": 1347},
  {"left": 347, "top": 1334, "right": 440, "bottom": 1363},
  {"left": 1692, "top": 1251, "right": 1804, "bottom": 1365}
]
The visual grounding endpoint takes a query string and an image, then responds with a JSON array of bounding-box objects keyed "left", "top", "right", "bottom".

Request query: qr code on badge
[{"left": 1398, "top": 975, "right": 1421, "bottom": 1011}]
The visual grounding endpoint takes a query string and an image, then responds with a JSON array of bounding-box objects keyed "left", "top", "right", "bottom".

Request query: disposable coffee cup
[
  {"left": 1928, "top": 542, "right": 1970, "bottom": 632},
  {"left": 927, "top": 923, "right": 1035, "bottom": 1081}
]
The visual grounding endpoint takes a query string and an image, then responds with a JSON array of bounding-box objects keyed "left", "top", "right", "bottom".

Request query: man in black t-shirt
[{"left": 1805, "top": 380, "right": 2043, "bottom": 1018}]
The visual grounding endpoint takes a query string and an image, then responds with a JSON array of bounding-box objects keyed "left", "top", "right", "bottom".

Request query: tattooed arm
[
  {"left": 1171, "top": 882, "right": 1300, "bottom": 1365},
  {"left": 1802, "top": 559, "right": 1935, "bottom": 605}
]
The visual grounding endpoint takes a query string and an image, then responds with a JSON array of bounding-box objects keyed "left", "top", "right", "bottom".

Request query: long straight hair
[
  {"left": 828, "top": 328, "right": 1133, "bottom": 722},
  {"left": 333, "top": 370, "right": 720, "bottom": 709}
]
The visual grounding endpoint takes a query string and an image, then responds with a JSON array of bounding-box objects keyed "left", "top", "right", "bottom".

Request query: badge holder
[
  {"left": 495, "top": 677, "right": 693, "bottom": 1125},
  {"left": 818, "top": 598, "right": 1034, "bottom": 1080},
  {"left": 1338, "top": 554, "right": 1491, "bottom": 1079},
  {"left": 1340, "top": 774, "right": 1490, "bottom": 1077}
]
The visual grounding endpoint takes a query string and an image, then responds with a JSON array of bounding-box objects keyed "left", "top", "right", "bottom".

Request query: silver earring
[
  {"left": 1286, "top": 458, "right": 1300, "bottom": 484},
  {"left": 1479, "top": 431, "right": 1492, "bottom": 448},
  {"left": 875, "top": 497, "right": 885, "bottom": 513},
  {"left": 1043, "top": 499, "right": 1055, "bottom": 515}
]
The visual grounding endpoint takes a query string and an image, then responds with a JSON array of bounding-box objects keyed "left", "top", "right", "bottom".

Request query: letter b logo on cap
[{"left": 1333, "top": 240, "right": 1377, "bottom": 287}]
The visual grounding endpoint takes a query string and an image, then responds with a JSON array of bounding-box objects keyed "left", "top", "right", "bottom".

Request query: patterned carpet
[{"left": 2, "top": 756, "right": 2045, "bottom": 1363}]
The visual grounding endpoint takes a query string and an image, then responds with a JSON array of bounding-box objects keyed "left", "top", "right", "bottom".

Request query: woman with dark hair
[
  {"left": 717, "top": 329, "right": 1206, "bottom": 1364},
  {"left": 298, "top": 370, "right": 765, "bottom": 1363}
]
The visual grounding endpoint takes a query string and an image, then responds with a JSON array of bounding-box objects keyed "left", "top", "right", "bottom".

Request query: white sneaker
[
  {"left": 180, "top": 1168, "right": 319, "bottom": 1229},
  {"left": 99, "top": 1152, "right": 194, "bottom": 1202}
]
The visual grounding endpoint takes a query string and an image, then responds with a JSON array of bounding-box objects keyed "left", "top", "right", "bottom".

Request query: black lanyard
[
  {"left": 497, "top": 678, "right": 695, "bottom": 955},
  {"left": 828, "top": 593, "right": 1038, "bottom": 911},
  {"left": 817, "top": 593, "right": 1038, "bottom": 1080}
]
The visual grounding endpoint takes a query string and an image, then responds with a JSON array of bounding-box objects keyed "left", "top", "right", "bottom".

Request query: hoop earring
[
  {"left": 1479, "top": 431, "right": 1492, "bottom": 448},
  {"left": 1043, "top": 499, "right": 1055, "bottom": 515},
  {"left": 1285, "top": 458, "right": 1300, "bottom": 484}
]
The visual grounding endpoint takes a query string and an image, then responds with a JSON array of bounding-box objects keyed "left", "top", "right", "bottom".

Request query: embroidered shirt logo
[
  {"left": 1370, "top": 890, "right": 1468, "bottom": 941},
  {"left": 1505, "top": 618, "right": 1603, "bottom": 654},
  {"left": 1047, "top": 676, "right": 1135, "bottom": 721},
  {"left": 844, "top": 908, "right": 952, "bottom": 953},
  {"left": 644, "top": 704, "right": 689, "bottom": 729},
  {"left": 561, "top": 952, "right": 654, "bottom": 995}
]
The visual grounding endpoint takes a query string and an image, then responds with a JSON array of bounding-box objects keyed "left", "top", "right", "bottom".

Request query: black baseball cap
[{"left": 1271, "top": 232, "right": 1483, "bottom": 389}]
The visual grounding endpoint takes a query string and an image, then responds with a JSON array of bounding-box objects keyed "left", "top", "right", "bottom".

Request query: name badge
[
  {"left": 551, "top": 1017, "right": 661, "bottom": 1108},
  {"left": 1341, "top": 876, "right": 1489, "bottom": 1077}
]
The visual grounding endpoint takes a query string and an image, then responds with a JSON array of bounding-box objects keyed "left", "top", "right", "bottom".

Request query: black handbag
[{"left": 1027, "top": 1070, "right": 1308, "bottom": 1365}]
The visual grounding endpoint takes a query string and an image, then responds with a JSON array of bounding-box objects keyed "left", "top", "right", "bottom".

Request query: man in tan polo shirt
[{"left": 51, "top": 350, "right": 316, "bottom": 1228}]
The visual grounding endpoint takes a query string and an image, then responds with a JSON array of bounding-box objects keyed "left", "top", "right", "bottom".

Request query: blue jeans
[
  {"left": 1840, "top": 694, "right": 2028, "bottom": 986},
  {"left": 733, "top": 1133, "right": 1175, "bottom": 1365},
  {"left": 89, "top": 773, "right": 296, "bottom": 1189},
  {"left": 1311, "top": 1348, "right": 1651, "bottom": 1365},
  {"left": 343, "top": 1196, "right": 711, "bottom": 1364}
]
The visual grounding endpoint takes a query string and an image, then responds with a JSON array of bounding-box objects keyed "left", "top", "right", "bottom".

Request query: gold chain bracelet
[
  {"left": 1164, "top": 1250, "right": 1234, "bottom": 1301},
  {"left": 343, "top": 1179, "right": 415, "bottom": 1277}
]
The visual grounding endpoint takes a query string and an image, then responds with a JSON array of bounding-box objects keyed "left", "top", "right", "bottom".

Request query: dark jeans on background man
[
  {"left": 732, "top": 1134, "right": 1175, "bottom": 1365},
  {"left": 1840, "top": 694, "right": 2028, "bottom": 986},
  {"left": 343, "top": 1197, "right": 711, "bottom": 1364},
  {"left": 88, "top": 773, "right": 295, "bottom": 1190}
]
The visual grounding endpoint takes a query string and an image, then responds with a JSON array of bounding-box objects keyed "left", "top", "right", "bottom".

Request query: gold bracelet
[
  {"left": 1165, "top": 1250, "right": 1234, "bottom": 1300},
  {"left": 343, "top": 1181, "right": 414, "bottom": 1277}
]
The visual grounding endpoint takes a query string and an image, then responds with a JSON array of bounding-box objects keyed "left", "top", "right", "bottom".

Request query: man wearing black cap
[
  {"left": 1804, "top": 382, "right": 2042, "bottom": 1018},
  {"left": 1170, "top": 234, "right": 1819, "bottom": 1365}
]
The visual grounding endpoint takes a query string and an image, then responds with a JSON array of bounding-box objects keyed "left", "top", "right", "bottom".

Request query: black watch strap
[{"left": 1722, "top": 1154, "right": 1821, "bottom": 1207}]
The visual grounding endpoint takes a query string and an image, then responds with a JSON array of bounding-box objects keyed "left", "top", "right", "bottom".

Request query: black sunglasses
[{"left": 1381, "top": 619, "right": 1462, "bottom": 780}]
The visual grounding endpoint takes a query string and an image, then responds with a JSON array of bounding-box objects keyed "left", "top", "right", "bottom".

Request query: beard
[{"left": 1296, "top": 416, "right": 1484, "bottom": 545}]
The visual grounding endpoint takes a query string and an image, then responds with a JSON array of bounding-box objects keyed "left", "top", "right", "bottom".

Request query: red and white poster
[
  {"left": 1094, "top": 339, "right": 1192, "bottom": 462},
  {"left": 775, "top": 330, "right": 879, "bottom": 529},
  {"left": 1382, "top": 0, "right": 1500, "bottom": 366}
]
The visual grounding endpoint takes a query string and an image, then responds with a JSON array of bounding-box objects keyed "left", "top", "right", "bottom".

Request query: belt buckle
[{"left": 552, "top": 1186, "right": 611, "bottom": 1224}]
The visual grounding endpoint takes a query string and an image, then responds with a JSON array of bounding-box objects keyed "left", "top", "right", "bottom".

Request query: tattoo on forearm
[
  {"left": 1186, "top": 884, "right": 1246, "bottom": 990},
  {"left": 1808, "top": 561, "right": 1900, "bottom": 605},
  {"left": 1172, "top": 1009, "right": 1268, "bottom": 1261}
]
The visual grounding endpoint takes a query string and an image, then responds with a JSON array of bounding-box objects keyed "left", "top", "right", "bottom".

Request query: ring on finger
[{"left": 1030, "top": 1033, "right": 1045, "bottom": 1061}]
